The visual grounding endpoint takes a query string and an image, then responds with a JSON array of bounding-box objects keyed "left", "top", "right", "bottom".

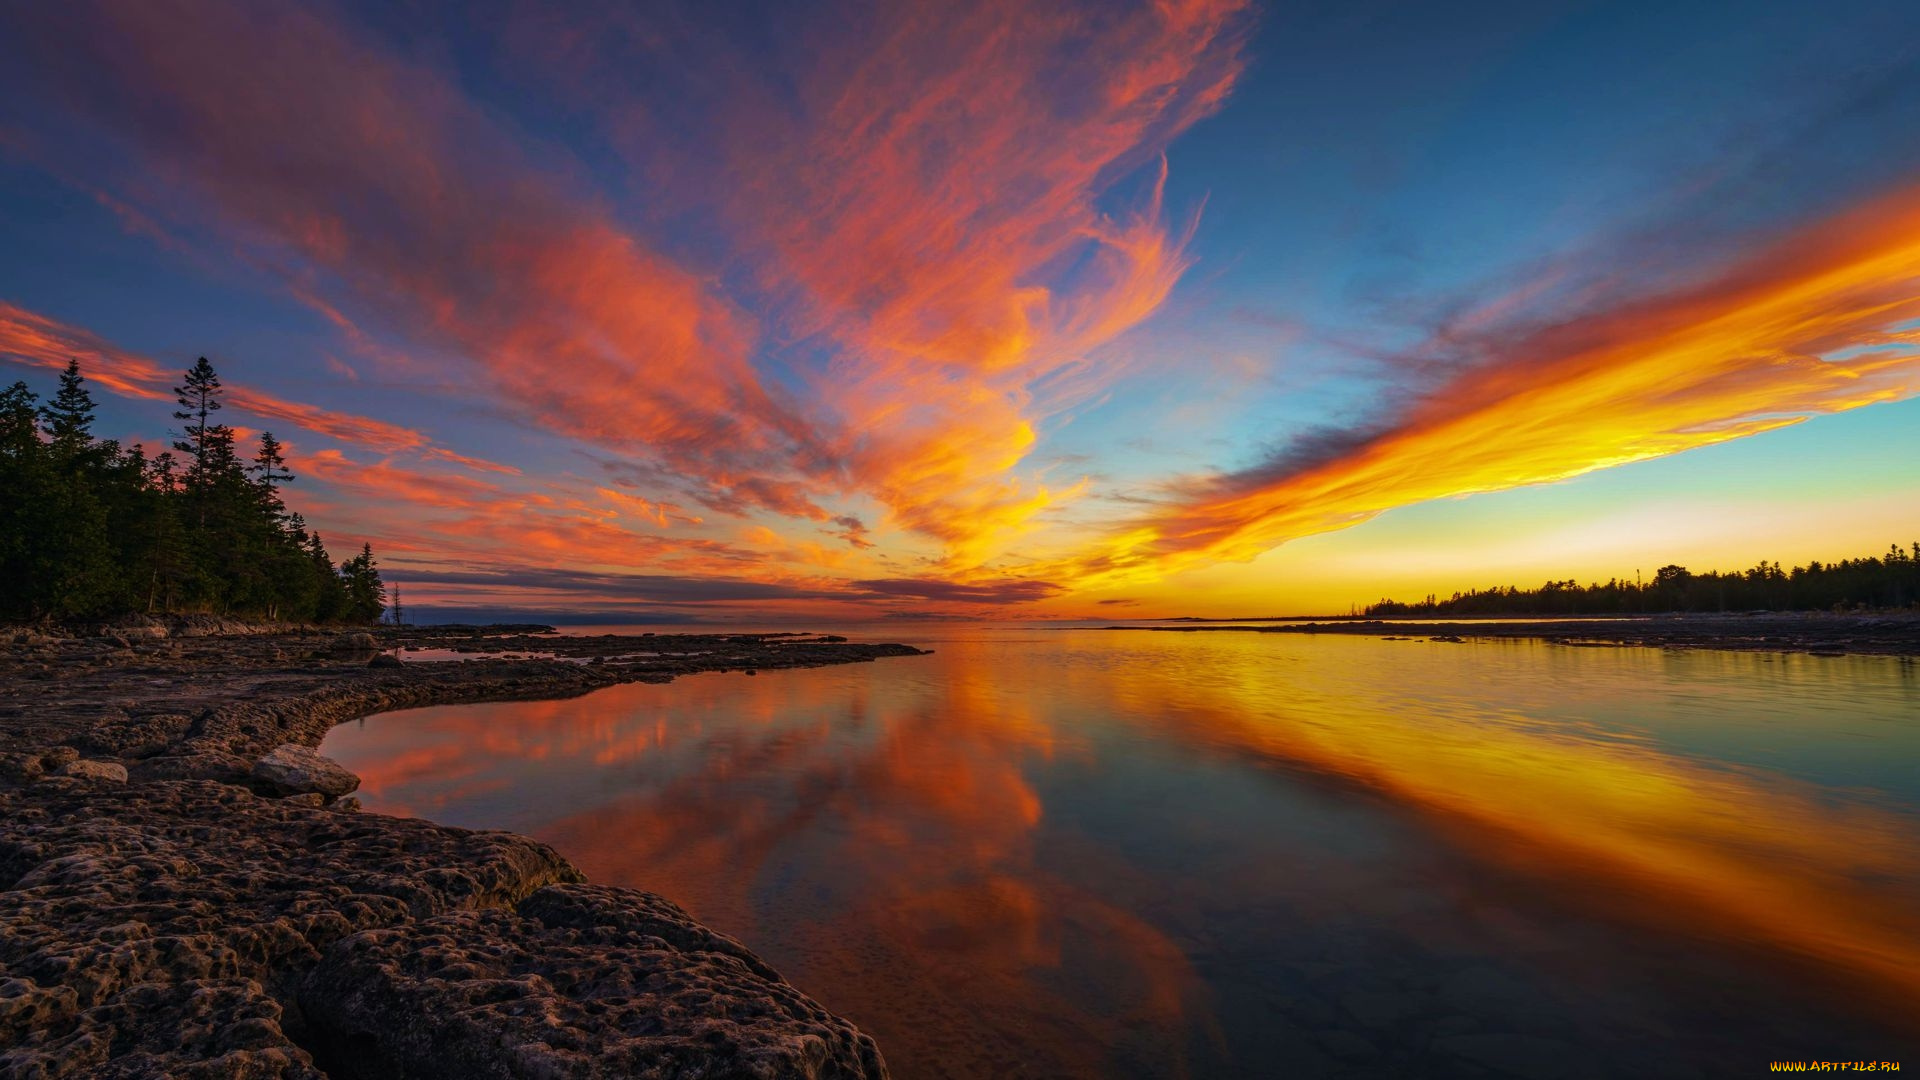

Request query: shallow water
[{"left": 323, "top": 629, "right": 1920, "bottom": 1078}]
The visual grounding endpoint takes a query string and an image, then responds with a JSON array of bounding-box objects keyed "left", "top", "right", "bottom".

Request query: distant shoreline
[{"left": 1090, "top": 611, "right": 1920, "bottom": 656}]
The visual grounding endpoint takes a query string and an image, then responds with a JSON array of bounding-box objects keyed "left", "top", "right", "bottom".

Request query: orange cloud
[
  {"left": 0, "top": 300, "right": 462, "bottom": 459},
  {"left": 5, "top": 2, "right": 807, "bottom": 501},
  {"left": 1052, "top": 185, "right": 1920, "bottom": 588},
  {"left": 9, "top": 1, "right": 1254, "bottom": 574},
  {"left": 291, "top": 448, "right": 774, "bottom": 580},
  {"left": 594, "top": 486, "right": 699, "bottom": 528},
  {"left": 718, "top": 0, "right": 1250, "bottom": 564}
]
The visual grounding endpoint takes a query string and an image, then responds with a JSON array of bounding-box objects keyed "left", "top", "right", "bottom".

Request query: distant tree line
[
  {"left": 1365, "top": 544, "right": 1920, "bottom": 617},
  {"left": 1, "top": 358, "right": 385, "bottom": 623}
]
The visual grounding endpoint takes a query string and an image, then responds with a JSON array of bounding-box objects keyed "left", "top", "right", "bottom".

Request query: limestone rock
[
  {"left": 58, "top": 759, "right": 128, "bottom": 783},
  {"left": 300, "top": 883, "right": 889, "bottom": 1079},
  {"left": 129, "top": 751, "right": 254, "bottom": 786},
  {"left": 0, "top": 781, "right": 579, "bottom": 1078},
  {"left": 0, "top": 753, "right": 45, "bottom": 785},
  {"left": 251, "top": 745, "right": 359, "bottom": 798},
  {"left": 0, "top": 625, "right": 922, "bottom": 1075}
]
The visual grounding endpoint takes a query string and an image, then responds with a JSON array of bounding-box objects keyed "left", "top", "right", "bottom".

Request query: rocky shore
[
  {"left": 0, "top": 621, "right": 926, "bottom": 1079},
  {"left": 1106, "top": 611, "right": 1920, "bottom": 656}
]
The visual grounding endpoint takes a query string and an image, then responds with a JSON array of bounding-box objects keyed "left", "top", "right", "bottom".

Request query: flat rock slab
[
  {"left": 0, "top": 781, "right": 887, "bottom": 1078},
  {"left": 0, "top": 626, "right": 919, "bottom": 1077},
  {"left": 301, "top": 884, "right": 886, "bottom": 1080},
  {"left": 57, "top": 759, "right": 127, "bottom": 783},
  {"left": 252, "top": 745, "right": 359, "bottom": 799},
  {"left": 0, "top": 780, "right": 577, "bottom": 1077}
]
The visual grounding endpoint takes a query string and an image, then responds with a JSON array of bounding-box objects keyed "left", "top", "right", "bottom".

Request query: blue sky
[{"left": 2, "top": 0, "right": 1917, "bottom": 618}]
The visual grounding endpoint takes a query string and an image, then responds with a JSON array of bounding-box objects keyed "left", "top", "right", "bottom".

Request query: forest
[
  {"left": 1364, "top": 545, "right": 1920, "bottom": 617},
  {"left": 0, "top": 358, "right": 385, "bottom": 624}
]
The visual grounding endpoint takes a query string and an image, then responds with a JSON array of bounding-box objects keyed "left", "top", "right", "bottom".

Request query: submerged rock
[{"left": 251, "top": 745, "right": 360, "bottom": 798}]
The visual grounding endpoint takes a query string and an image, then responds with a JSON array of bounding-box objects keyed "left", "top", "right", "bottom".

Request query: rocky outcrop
[
  {"left": 251, "top": 746, "right": 358, "bottom": 799},
  {"left": 0, "top": 626, "right": 919, "bottom": 1078},
  {"left": 0, "top": 780, "right": 580, "bottom": 1078},
  {"left": 300, "top": 885, "right": 886, "bottom": 1079},
  {"left": 55, "top": 760, "right": 126, "bottom": 783}
]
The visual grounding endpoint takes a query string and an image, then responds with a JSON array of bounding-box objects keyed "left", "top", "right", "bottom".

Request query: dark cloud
[
  {"left": 392, "top": 567, "right": 847, "bottom": 604},
  {"left": 851, "top": 577, "right": 1063, "bottom": 605},
  {"left": 826, "top": 514, "right": 873, "bottom": 549}
]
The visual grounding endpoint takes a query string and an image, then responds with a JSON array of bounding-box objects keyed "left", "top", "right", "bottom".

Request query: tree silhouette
[
  {"left": 0, "top": 358, "right": 384, "bottom": 624},
  {"left": 172, "top": 356, "right": 222, "bottom": 500},
  {"left": 40, "top": 359, "right": 97, "bottom": 456},
  {"left": 1366, "top": 544, "right": 1920, "bottom": 617}
]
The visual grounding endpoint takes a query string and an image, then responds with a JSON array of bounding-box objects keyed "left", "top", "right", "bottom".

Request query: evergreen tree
[
  {"left": 172, "top": 356, "right": 223, "bottom": 519},
  {"left": 140, "top": 451, "right": 193, "bottom": 613},
  {"left": 0, "top": 358, "right": 388, "bottom": 625},
  {"left": 307, "top": 531, "right": 348, "bottom": 622},
  {"left": 22, "top": 363, "right": 120, "bottom": 618},
  {"left": 1366, "top": 543, "right": 1920, "bottom": 616},
  {"left": 0, "top": 382, "right": 50, "bottom": 619},
  {"left": 251, "top": 432, "right": 294, "bottom": 512},
  {"left": 40, "top": 360, "right": 97, "bottom": 457},
  {"left": 340, "top": 543, "right": 386, "bottom": 624}
]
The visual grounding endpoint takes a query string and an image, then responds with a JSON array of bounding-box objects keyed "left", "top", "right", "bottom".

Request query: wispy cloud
[
  {"left": 1048, "top": 187, "right": 1920, "bottom": 587},
  {"left": 720, "top": 0, "right": 1251, "bottom": 564},
  {"left": 2, "top": 0, "right": 1252, "bottom": 585},
  {"left": 0, "top": 300, "right": 463, "bottom": 459},
  {"left": 2, "top": 0, "right": 798, "bottom": 486}
]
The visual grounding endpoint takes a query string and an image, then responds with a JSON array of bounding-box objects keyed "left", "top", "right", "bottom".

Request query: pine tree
[
  {"left": 143, "top": 455, "right": 193, "bottom": 613},
  {"left": 0, "top": 382, "right": 50, "bottom": 619},
  {"left": 307, "top": 531, "right": 346, "bottom": 623},
  {"left": 172, "top": 358, "right": 221, "bottom": 483},
  {"left": 40, "top": 360, "right": 97, "bottom": 457},
  {"left": 340, "top": 542, "right": 387, "bottom": 625},
  {"left": 251, "top": 432, "right": 294, "bottom": 506},
  {"left": 2, "top": 359, "right": 393, "bottom": 624}
]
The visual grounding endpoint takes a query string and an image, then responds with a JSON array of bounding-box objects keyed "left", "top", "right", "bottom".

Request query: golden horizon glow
[{"left": 1031, "top": 188, "right": 1920, "bottom": 600}]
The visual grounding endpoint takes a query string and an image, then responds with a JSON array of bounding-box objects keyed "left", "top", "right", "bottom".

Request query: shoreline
[
  {"left": 0, "top": 622, "right": 926, "bottom": 1078},
  {"left": 1091, "top": 611, "right": 1920, "bottom": 656}
]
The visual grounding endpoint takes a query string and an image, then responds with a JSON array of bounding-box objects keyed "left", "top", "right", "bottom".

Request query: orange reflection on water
[
  {"left": 1101, "top": 647, "right": 1920, "bottom": 1016},
  {"left": 327, "top": 634, "right": 1920, "bottom": 1074},
  {"left": 523, "top": 665, "right": 1198, "bottom": 1078}
]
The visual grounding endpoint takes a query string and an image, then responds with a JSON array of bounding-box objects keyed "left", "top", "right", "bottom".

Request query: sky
[{"left": 2, "top": 0, "right": 1918, "bottom": 623}]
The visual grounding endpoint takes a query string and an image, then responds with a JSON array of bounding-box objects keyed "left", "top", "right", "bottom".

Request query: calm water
[{"left": 322, "top": 629, "right": 1920, "bottom": 1078}]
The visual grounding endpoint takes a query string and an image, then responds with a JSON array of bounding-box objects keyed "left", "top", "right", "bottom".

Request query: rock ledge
[{"left": 0, "top": 626, "right": 916, "bottom": 1078}]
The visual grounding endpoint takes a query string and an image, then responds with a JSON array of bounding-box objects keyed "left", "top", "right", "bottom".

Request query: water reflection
[{"left": 325, "top": 632, "right": 1920, "bottom": 1077}]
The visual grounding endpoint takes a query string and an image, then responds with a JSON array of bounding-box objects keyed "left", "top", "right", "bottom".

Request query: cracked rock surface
[{"left": 0, "top": 623, "right": 916, "bottom": 1078}]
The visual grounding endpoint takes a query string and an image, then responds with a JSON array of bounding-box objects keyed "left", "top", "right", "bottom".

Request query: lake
[{"left": 321, "top": 628, "right": 1920, "bottom": 1078}]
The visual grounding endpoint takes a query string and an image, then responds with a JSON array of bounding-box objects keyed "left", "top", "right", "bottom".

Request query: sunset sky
[{"left": 3, "top": 0, "right": 1918, "bottom": 622}]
